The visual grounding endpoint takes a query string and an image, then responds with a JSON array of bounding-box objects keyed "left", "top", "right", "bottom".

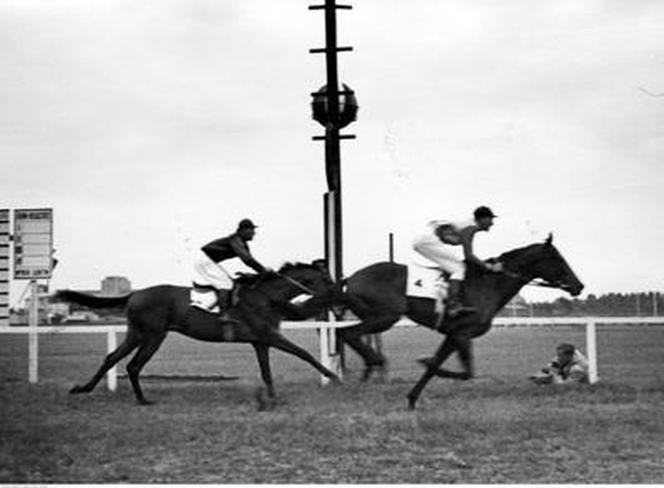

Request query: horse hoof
[
  {"left": 70, "top": 385, "right": 91, "bottom": 394},
  {"left": 257, "top": 399, "right": 276, "bottom": 412},
  {"left": 137, "top": 399, "right": 156, "bottom": 406},
  {"left": 360, "top": 367, "right": 373, "bottom": 382},
  {"left": 255, "top": 387, "right": 277, "bottom": 411},
  {"left": 407, "top": 397, "right": 417, "bottom": 410},
  {"left": 329, "top": 375, "right": 342, "bottom": 385},
  {"left": 376, "top": 364, "right": 389, "bottom": 383}
]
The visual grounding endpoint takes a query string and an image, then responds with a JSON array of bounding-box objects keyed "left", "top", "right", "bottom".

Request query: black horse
[
  {"left": 336, "top": 235, "right": 583, "bottom": 408},
  {"left": 55, "top": 262, "right": 339, "bottom": 408}
]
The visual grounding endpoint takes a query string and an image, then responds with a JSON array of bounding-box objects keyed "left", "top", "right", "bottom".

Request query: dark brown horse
[
  {"left": 336, "top": 235, "right": 584, "bottom": 408},
  {"left": 55, "top": 262, "right": 339, "bottom": 408}
]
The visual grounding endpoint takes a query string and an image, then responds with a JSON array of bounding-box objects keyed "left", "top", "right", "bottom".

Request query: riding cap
[
  {"left": 238, "top": 218, "right": 258, "bottom": 230},
  {"left": 474, "top": 206, "right": 497, "bottom": 220}
]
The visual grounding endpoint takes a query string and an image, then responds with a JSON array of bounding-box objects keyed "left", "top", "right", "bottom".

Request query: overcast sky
[{"left": 1, "top": 0, "right": 663, "bottom": 303}]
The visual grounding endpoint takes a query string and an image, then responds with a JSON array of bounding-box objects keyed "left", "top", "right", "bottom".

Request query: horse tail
[{"left": 53, "top": 290, "right": 132, "bottom": 309}]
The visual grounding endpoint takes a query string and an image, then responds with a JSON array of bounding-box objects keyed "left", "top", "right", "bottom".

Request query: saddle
[{"left": 406, "top": 263, "right": 450, "bottom": 312}]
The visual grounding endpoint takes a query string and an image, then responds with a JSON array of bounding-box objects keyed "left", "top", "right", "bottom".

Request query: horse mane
[
  {"left": 278, "top": 262, "right": 314, "bottom": 273},
  {"left": 493, "top": 242, "right": 546, "bottom": 269},
  {"left": 234, "top": 262, "right": 319, "bottom": 288}
]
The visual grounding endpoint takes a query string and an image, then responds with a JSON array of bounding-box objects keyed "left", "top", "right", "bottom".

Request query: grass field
[{"left": 1, "top": 324, "right": 663, "bottom": 483}]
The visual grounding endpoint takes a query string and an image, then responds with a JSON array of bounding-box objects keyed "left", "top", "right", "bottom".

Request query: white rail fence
[{"left": 1, "top": 317, "right": 663, "bottom": 389}]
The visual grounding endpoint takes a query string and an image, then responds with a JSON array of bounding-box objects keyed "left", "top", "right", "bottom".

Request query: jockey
[
  {"left": 413, "top": 206, "right": 502, "bottom": 319},
  {"left": 192, "top": 218, "right": 271, "bottom": 326}
]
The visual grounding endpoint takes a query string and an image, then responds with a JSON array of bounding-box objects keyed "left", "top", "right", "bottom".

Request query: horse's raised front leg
[
  {"left": 262, "top": 332, "right": 340, "bottom": 384},
  {"left": 407, "top": 335, "right": 457, "bottom": 410},
  {"left": 252, "top": 343, "right": 276, "bottom": 411}
]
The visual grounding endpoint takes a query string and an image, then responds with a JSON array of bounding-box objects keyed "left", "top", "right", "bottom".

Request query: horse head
[{"left": 499, "top": 234, "right": 584, "bottom": 297}]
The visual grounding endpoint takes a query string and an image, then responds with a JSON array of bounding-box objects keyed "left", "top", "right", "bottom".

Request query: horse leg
[
  {"left": 252, "top": 343, "right": 276, "bottom": 411},
  {"left": 419, "top": 336, "right": 474, "bottom": 380},
  {"left": 407, "top": 335, "right": 457, "bottom": 410},
  {"left": 70, "top": 333, "right": 140, "bottom": 395},
  {"left": 338, "top": 315, "right": 397, "bottom": 382},
  {"left": 263, "top": 333, "right": 340, "bottom": 384},
  {"left": 126, "top": 334, "right": 166, "bottom": 406},
  {"left": 454, "top": 336, "right": 474, "bottom": 378}
]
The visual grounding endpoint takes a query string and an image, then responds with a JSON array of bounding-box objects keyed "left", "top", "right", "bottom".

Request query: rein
[
  {"left": 239, "top": 271, "right": 318, "bottom": 297},
  {"left": 274, "top": 272, "right": 317, "bottom": 295}
]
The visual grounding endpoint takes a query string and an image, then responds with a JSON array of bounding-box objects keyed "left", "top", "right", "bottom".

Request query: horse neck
[
  {"left": 492, "top": 274, "right": 529, "bottom": 315},
  {"left": 255, "top": 275, "right": 301, "bottom": 301},
  {"left": 472, "top": 253, "right": 539, "bottom": 319}
]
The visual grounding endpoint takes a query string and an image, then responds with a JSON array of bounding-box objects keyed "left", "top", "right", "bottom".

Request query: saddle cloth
[
  {"left": 406, "top": 263, "right": 448, "bottom": 313},
  {"left": 190, "top": 288, "right": 219, "bottom": 313}
]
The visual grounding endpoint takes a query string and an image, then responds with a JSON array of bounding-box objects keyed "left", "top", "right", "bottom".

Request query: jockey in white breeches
[
  {"left": 413, "top": 221, "right": 469, "bottom": 280},
  {"left": 413, "top": 206, "right": 502, "bottom": 319}
]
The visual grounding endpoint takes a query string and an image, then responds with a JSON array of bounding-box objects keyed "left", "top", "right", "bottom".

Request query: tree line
[{"left": 499, "top": 291, "right": 663, "bottom": 317}]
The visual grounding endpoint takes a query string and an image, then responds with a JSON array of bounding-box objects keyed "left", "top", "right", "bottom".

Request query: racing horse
[
  {"left": 336, "top": 235, "right": 584, "bottom": 408},
  {"left": 55, "top": 261, "right": 339, "bottom": 408}
]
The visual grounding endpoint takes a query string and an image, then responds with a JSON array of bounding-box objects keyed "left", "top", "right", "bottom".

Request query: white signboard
[
  {"left": 14, "top": 208, "right": 53, "bottom": 280},
  {"left": 0, "top": 209, "right": 9, "bottom": 326}
]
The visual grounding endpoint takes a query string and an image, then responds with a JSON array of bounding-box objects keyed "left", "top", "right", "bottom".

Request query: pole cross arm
[
  {"left": 309, "top": 47, "right": 354, "bottom": 54},
  {"left": 312, "top": 134, "right": 356, "bottom": 141},
  {"left": 311, "top": 90, "right": 354, "bottom": 97},
  {"left": 308, "top": 4, "right": 352, "bottom": 10}
]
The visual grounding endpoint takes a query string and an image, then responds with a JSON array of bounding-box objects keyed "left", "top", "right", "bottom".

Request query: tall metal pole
[
  {"left": 323, "top": 0, "right": 343, "bottom": 282},
  {"left": 324, "top": 0, "right": 345, "bottom": 372},
  {"left": 310, "top": 0, "right": 355, "bottom": 375},
  {"left": 309, "top": 0, "right": 354, "bottom": 284}
]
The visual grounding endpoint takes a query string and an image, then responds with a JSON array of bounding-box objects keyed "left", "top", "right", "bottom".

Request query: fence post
[
  {"left": 586, "top": 318, "right": 598, "bottom": 384},
  {"left": 106, "top": 330, "right": 117, "bottom": 391},
  {"left": 319, "top": 323, "right": 331, "bottom": 386},
  {"left": 28, "top": 280, "right": 38, "bottom": 383}
]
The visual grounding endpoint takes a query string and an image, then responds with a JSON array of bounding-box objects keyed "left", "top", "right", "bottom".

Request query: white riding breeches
[
  {"left": 192, "top": 250, "right": 233, "bottom": 290},
  {"left": 412, "top": 232, "right": 466, "bottom": 280}
]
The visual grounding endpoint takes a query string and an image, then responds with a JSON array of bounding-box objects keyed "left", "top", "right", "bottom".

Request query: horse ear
[{"left": 545, "top": 233, "right": 553, "bottom": 246}]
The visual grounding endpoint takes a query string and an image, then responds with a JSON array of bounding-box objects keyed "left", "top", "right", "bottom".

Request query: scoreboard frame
[{"left": 13, "top": 208, "right": 53, "bottom": 280}]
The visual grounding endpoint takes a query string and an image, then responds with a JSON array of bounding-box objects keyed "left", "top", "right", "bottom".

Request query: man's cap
[
  {"left": 474, "top": 206, "right": 497, "bottom": 220},
  {"left": 238, "top": 218, "right": 258, "bottom": 229},
  {"left": 556, "top": 343, "right": 575, "bottom": 354}
]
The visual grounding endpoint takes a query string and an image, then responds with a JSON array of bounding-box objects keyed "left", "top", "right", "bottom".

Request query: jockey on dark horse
[
  {"left": 191, "top": 218, "right": 273, "bottom": 339},
  {"left": 413, "top": 206, "right": 503, "bottom": 324}
]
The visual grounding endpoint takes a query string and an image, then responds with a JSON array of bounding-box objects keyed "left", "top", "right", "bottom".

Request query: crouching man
[{"left": 529, "top": 343, "right": 589, "bottom": 385}]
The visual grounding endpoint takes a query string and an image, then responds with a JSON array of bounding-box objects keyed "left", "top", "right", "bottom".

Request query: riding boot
[
  {"left": 216, "top": 289, "right": 239, "bottom": 341},
  {"left": 445, "top": 279, "right": 475, "bottom": 320}
]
